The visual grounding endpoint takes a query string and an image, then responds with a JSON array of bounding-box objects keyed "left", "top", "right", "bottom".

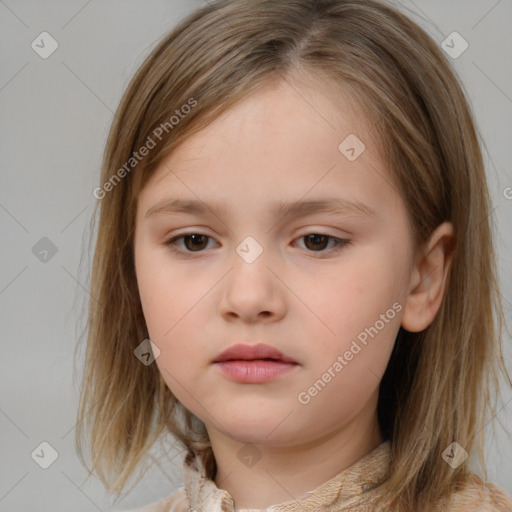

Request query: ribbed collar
[{"left": 183, "top": 440, "right": 391, "bottom": 512}]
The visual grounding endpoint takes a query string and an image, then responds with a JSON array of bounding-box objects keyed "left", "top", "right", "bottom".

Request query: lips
[
  {"left": 213, "top": 343, "right": 299, "bottom": 384},
  {"left": 213, "top": 343, "right": 298, "bottom": 364}
]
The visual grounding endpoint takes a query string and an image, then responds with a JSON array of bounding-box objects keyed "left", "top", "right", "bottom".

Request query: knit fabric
[{"left": 127, "top": 441, "right": 512, "bottom": 512}]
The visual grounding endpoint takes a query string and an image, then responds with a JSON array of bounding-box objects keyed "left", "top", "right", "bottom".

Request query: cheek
[
  {"left": 135, "top": 251, "right": 213, "bottom": 388},
  {"left": 299, "top": 248, "right": 404, "bottom": 391},
  {"left": 296, "top": 312, "right": 398, "bottom": 436},
  {"left": 136, "top": 247, "right": 198, "bottom": 338},
  {"left": 306, "top": 250, "right": 403, "bottom": 334}
]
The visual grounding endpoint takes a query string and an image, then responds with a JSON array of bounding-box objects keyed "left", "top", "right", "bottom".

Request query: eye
[
  {"left": 166, "top": 233, "right": 216, "bottom": 253},
  {"left": 294, "top": 233, "right": 350, "bottom": 255},
  {"left": 164, "top": 232, "right": 351, "bottom": 256}
]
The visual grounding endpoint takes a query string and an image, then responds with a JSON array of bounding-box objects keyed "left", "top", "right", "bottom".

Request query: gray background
[{"left": 0, "top": 1, "right": 511, "bottom": 511}]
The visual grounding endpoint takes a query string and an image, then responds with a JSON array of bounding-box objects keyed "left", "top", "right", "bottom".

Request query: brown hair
[{"left": 75, "top": 0, "right": 511, "bottom": 509}]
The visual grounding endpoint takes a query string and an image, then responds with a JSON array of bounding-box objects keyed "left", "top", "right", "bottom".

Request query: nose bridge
[
  {"left": 218, "top": 233, "right": 284, "bottom": 319},
  {"left": 227, "top": 233, "right": 276, "bottom": 289},
  {"left": 235, "top": 235, "right": 266, "bottom": 266},
  {"left": 221, "top": 205, "right": 288, "bottom": 277}
]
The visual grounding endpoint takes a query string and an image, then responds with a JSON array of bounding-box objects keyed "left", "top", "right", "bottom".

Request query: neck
[{"left": 210, "top": 400, "right": 383, "bottom": 510}]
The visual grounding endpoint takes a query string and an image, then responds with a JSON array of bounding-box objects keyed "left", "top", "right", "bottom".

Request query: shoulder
[
  {"left": 119, "top": 487, "right": 188, "bottom": 512},
  {"left": 441, "top": 474, "right": 512, "bottom": 512}
]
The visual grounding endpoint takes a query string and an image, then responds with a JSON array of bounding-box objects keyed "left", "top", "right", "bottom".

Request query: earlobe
[{"left": 401, "top": 222, "right": 455, "bottom": 332}]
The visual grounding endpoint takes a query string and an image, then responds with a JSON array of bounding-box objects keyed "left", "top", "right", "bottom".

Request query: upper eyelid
[
  {"left": 166, "top": 230, "right": 347, "bottom": 241},
  {"left": 166, "top": 231, "right": 348, "bottom": 249}
]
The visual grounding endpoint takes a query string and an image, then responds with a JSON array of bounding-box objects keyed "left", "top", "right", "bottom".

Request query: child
[{"left": 77, "top": 0, "right": 512, "bottom": 510}]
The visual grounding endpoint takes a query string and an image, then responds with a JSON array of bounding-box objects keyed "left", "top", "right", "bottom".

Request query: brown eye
[
  {"left": 303, "top": 234, "right": 330, "bottom": 251},
  {"left": 165, "top": 232, "right": 350, "bottom": 257},
  {"left": 295, "top": 234, "right": 351, "bottom": 256},
  {"left": 166, "top": 233, "right": 213, "bottom": 253},
  {"left": 182, "top": 234, "right": 209, "bottom": 251}
]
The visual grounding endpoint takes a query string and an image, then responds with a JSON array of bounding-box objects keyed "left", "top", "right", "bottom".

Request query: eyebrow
[{"left": 145, "top": 197, "right": 376, "bottom": 220}]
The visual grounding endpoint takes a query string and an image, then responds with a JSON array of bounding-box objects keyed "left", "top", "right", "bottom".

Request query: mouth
[
  {"left": 214, "top": 359, "right": 298, "bottom": 383},
  {"left": 213, "top": 343, "right": 298, "bottom": 364},
  {"left": 212, "top": 343, "right": 299, "bottom": 383},
  {"left": 217, "top": 357, "right": 293, "bottom": 363}
]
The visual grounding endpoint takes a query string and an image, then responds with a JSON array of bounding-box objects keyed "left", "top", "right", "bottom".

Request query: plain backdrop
[{"left": 0, "top": 1, "right": 511, "bottom": 511}]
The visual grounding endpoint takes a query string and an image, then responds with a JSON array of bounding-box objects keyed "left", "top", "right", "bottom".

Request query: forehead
[
  {"left": 164, "top": 75, "right": 372, "bottom": 162},
  {"left": 138, "top": 75, "right": 398, "bottom": 220}
]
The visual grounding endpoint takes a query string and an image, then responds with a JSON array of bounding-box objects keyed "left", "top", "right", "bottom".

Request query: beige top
[{"left": 129, "top": 441, "right": 512, "bottom": 512}]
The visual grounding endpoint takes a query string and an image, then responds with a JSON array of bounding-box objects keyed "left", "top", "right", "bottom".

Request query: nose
[{"left": 218, "top": 241, "right": 286, "bottom": 323}]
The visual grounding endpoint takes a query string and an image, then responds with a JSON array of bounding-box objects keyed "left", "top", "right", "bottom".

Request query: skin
[{"left": 133, "top": 72, "right": 454, "bottom": 509}]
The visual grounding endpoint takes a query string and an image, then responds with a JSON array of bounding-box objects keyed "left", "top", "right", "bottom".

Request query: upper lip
[{"left": 213, "top": 343, "right": 298, "bottom": 364}]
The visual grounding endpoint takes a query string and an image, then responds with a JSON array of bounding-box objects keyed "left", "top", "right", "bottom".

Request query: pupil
[
  {"left": 307, "top": 234, "right": 327, "bottom": 250},
  {"left": 186, "top": 234, "right": 207, "bottom": 251}
]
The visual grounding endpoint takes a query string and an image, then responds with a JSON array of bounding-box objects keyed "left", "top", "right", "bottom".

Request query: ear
[{"left": 401, "top": 222, "right": 455, "bottom": 332}]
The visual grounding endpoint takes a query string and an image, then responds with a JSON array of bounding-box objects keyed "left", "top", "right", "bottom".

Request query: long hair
[{"left": 75, "top": 1, "right": 511, "bottom": 509}]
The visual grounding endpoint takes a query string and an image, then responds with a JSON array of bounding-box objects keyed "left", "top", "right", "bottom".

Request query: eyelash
[{"left": 164, "top": 232, "right": 351, "bottom": 257}]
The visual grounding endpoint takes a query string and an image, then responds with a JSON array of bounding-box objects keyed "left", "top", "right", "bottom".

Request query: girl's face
[{"left": 134, "top": 76, "right": 414, "bottom": 447}]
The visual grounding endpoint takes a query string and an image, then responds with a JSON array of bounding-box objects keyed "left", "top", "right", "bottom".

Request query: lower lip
[{"left": 214, "top": 360, "right": 298, "bottom": 383}]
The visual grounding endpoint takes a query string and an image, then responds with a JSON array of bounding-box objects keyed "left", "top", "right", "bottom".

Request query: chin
[{"left": 220, "top": 410, "right": 298, "bottom": 444}]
